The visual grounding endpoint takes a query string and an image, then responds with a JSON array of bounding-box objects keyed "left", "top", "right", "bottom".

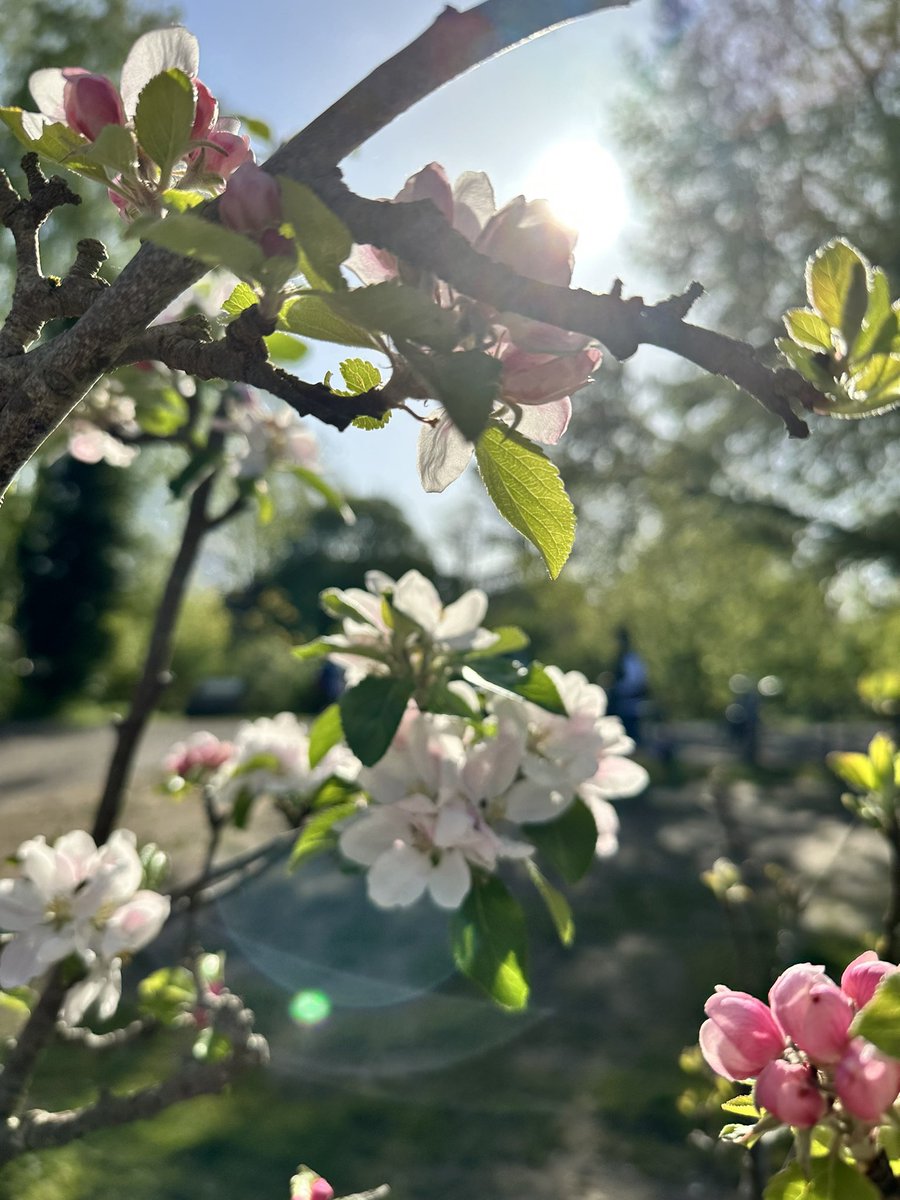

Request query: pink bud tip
[
  {"left": 219, "top": 162, "right": 282, "bottom": 235},
  {"left": 190, "top": 79, "right": 218, "bottom": 141},
  {"left": 755, "top": 1059, "right": 826, "bottom": 1127},
  {"left": 310, "top": 1180, "right": 334, "bottom": 1200},
  {"left": 63, "top": 73, "right": 125, "bottom": 141}
]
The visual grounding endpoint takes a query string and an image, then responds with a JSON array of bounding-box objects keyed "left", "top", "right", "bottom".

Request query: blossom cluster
[
  {"left": 23, "top": 27, "right": 252, "bottom": 218},
  {"left": 223, "top": 388, "right": 321, "bottom": 478},
  {"left": 0, "top": 830, "right": 170, "bottom": 1024},
  {"left": 701, "top": 954, "right": 900, "bottom": 1129},
  {"left": 348, "top": 163, "right": 601, "bottom": 493}
]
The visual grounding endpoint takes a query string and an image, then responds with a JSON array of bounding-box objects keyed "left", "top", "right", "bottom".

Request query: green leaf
[
  {"left": 869, "top": 733, "right": 897, "bottom": 789},
  {"left": 475, "top": 424, "right": 575, "bottom": 578},
  {"left": 525, "top": 859, "right": 574, "bottom": 945},
  {"left": 253, "top": 478, "right": 275, "bottom": 525},
  {"left": 319, "top": 283, "right": 461, "bottom": 352},
  {"left": 293, "top": 466, "right": 354, "bottom": 524},
  {"left": 135, "top": 386, "right": 188, "bottom": 437},
  {"left": 289, "top": 800, "right": 358, "bottom": 868},
  {"left": 278, "top": 294, "right": 380, "bottom": 349},
  {"left": 308, "top": 704, "right": 344, "bottom": 769},
  {"left": 851, "top": 269, "right": 896, "bottom": 362},
  {"left": 806, "top": 239, "right": 871, "bottom": 342},
  {"left": 133, "top": 69, "right": 196, "bottom": 178},
  {"left": 0, "top": 109, "right": 109, "bottom": 183},
  {"left": 339, "top": 676, "right": 415, "bottom": 766},
  {"left": 783, "top": 308, "right": 833, "bottom": 352},
  {"left": 826, "top": 751, "right": 877, "bottom": 792},
  {"left": 161, "top": 188, "right": 206, "bottom": 212},
  {"left": 340, "top": 358, "right": 382, "bottom": 395},
  {"left": 406, "top": 348, "right": 501, "bottom": 442},
  {"left": 223, "top": 282, "right": 258, "bottom": 317},
  {"left": 721, "top": 1092, "right": 759, "bottom": 1117},
  {"left": 264, "top": 331, "right": 308, "bottom": 362},
  {"left": 523, "top": 798, "right": 597, "bottom": 884},
  {"left": 352, "top": 411, "right": 393, "bottom": 431},
  {"left": 461, "top": 660, "right": 566, "bottom": 715},
  {"left": 463, "top": 625, "right": 530, "bottom": 660},
  {"left": 764, "top": 1164, "right": 813, "bottom": 1200},
  {"left": 143, "top": 211, "right": 265, "bottom": 282},
  {"left": 807, "top": 1160, "right": 879, "bottom": 1200},
  {"left": 232, "top": 114, "right": 271, "bottom": 142},
  {"left": 79, "top": 123, "right": 137, "bottom": 175},
  {"left": 292, "top": 638, "right": 334, "bottom": 662},
  {"left": 451, "top": 876, "right": 530, "bottom": 1010},
  {"left": 775, "top": 338, "right": 839, "bottom": 394},
  {"left": 851, "top": 971, "right": 900, "bottom": 1057},
  {"left": 278, "top": 178, "right": 352, "bottom": 291},
  {"left": 844, "top": 353, "right": 900, "bottom": 414}
]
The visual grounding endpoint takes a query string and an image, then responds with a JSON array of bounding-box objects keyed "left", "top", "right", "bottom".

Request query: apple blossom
[
  {"left": 769, "top": 963, "right": 854, "bottom": 1065},
  {"left": 219, "top": 162, "right": 283, "bottom": 237},
  {"left": 833, "top": 1038, "right": 900, "bottom": 1123},
  {"left": 841, "top": 950, "right": 899, "bottom": 1009},
  {"left": 699, "top": 987, "right": 785, "bottom": 1081},
  {"left": 195, "top": 128, "right": 254, "bottom": 180},
  {"left": 63, "top": 73, "right": 126, "bottom": 141},
  {"left": 190, "top": 79, "right": 218, "bottom": 140},
  {"left": 0, "top": 830, "right": 170, "bottom": 1022},
  {"left": 163, "top": 731, "right": 235, "bottom": 783},
  {"left": 755, "top": 1059, "right": 826, "bottom": 1127},
  {"left": 226, "top": 389, "right": 321, "bottom": 478}
]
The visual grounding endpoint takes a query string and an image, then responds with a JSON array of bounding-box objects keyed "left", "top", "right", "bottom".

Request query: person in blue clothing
[{"left": 609, "top": 626, "right": 649, "bottom": 744}]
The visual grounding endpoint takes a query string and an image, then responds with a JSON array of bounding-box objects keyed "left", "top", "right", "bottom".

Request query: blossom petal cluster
[
  {"left": 0, "top": 830, "right": 170, "bottom": 1024},
  {"left": 223, "top": 388, "right": 321, "bottom": 478},
  {"left": 339, "top": 671, "right": 647, "bottom": 911},
  {"left": 348, "top": 163, "right": 601, "bottom": 493},
  {"left": 320, "top": 569, "right": 498, "bottom": 685},
  {"left": 700, "top": 953, "right": 900, "bottom": 1129},
  {"left": 164, "top": 713, "right": 360, "bottom": 808},
  {"left": 25, "top": 28, "right": 252, "bottom": 218}
]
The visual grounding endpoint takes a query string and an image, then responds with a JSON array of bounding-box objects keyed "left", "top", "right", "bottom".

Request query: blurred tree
[
  {"left": 562, "top": 0, "right": 900, "bottom": 576},
  {"left": 12, "top": 457, "right": 135, "bottom": 715}
]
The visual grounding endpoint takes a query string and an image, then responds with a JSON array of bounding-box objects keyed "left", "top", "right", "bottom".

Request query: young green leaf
[
  {"left": 806, "top": 239, "right": 871, "bottom": 345},
  {"left": 135, "top": 387, "right": 189, "bottom": 437},
  {"left": 289, "top": 800, "right": 359, "bottom": 868},
  {"left": 143, "top": 212, "right": 265, "bottom": 282},
  {"left": 161, "top": 188, "right": 206, "bottom": 212},
  {"left": 264, "top": 331, "right": 308, "bottom": 362},
  {"left": 352, "top": 411, "right": 393, "bottom": 431},
  {"left": 279, "top": 178, "right": 352, "bottom": 291},
  {"left": 463, "top": 625, "right": 530, "bottom": 660},
  {"left": 405, "top": 348, "right": 502, "bottom": 442},
  {"left": 339, "top": 358, "right": 382, "bottom": 395},
  {"left": 525, "top": 859, "right": 575, "bottom": 945},
  {"left": 223, "top": 282, "right": 259, "bottom": 317},
  {"left": 134, "top": 68, "right": 196, "bottom": 178},
  {"left": 523, "top": 798, "right": 597, "bottom": 883},
  {"left": 319, "top": 283, "right": 461, "bottom": 352},
  {"left": 475, "top": 424, "right": 576, "bottom": 578},
  {"left": 79, "top": 123, "right": 137, "bottom": 175},
  {"left": 278, "top": 294, "right": 380, "bottom": 349},
  {"left": 0, "top": 109, "right": 109, "bottom": 183},
  {"left": 451, "top": 876, "right": 530, "bottom": 1010},
  {"left": 339, "top": 676, "right": 415, "bottom": 766},
  {"left": 308, "top": 704, "right": 344, "bottom": 769},
  {"left": 783, "top": 308, "right": 833, "bottom": 353},
  {"left": 851, "top": 972, "right": 900, "bottom": 1057},
  {"left": 850, "top": 269, "right": 896, "bottom": 362}
]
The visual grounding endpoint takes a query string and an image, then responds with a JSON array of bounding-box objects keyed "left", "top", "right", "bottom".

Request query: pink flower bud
[
  {"left": 310, "top": 1181, "right": 334, "bottom": 1200},
  {"left": 770, "top": 964, "right": 853, "bottom": 1064},
  {"left": 63, "top": 73, "right": 125, "bottom": 141},
  {"left": 190, "top": 79, "right": 218, "bottom": 140},
  {"left": 499, "top": 345, "right": 601, "bottom": 407},
  {"left": 841, "top": 952, "right": 898, "bottom": 1011},
  {"left": 259, "top": 228, "right": 295, "bottom": 260},
  {"left": 755, "top": 1059, "right": 826, "bottom": 1127},
  {"left": 476, "top": 197, "right": 576, "bottom": 286},
  {"left": 699, "top": 986, "right": 785, "bottom": 1081},
  {"left": 834, "top": 1038, "right": 900, "bottom": 1123},
  {"left": 202, "top": 130, "right": 253, "bottom": 180},
  {"left": 219, "top": 162, "right": 282, "bottom": 235}
]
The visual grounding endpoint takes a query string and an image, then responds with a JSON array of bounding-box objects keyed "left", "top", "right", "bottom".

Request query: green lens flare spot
[{"left": 289, "top": 989, "right": 331, "bottom": 1025}]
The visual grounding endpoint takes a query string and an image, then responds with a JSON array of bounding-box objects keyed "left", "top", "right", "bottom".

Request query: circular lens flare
[
  {"left": 523, "top": 138, "right": 628, "bottom": 250},
  {"left": 290, "top": 989, "right": 332, "bottom": 1026}
]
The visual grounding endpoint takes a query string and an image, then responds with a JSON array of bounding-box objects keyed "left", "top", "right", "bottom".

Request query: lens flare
[
  {"left": 289, "top": 989, "right": 332, "bottom": 1026},
  {"left": 523, "top": 138, "right": 628, "bottom": 251}
]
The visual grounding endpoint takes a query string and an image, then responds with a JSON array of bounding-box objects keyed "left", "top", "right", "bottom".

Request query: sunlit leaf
[
  {"left": 134, "top": 68, "right": 196, "bottom": 178},
  {"left": 451, "top": 877, "right": 530, "bottom": 1010}
]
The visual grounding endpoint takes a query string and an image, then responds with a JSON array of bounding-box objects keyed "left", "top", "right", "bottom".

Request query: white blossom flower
[
  {"left": 226, "top": 389, "right": 320, "bottom": 478},
  {"left": 215, "top": 712, "right": 359, "bottom": 805},
  {"left": 0, "top": 830, "right": 170, "bottom": 1021}
]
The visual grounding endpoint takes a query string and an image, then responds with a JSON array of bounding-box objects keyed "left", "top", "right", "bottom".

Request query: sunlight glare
[{"left": 523, "top": 138, "right": 628, "bottom": 251}]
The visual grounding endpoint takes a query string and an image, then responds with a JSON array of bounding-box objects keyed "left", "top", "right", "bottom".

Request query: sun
[{"left": 523, "top": 138, "right": 628, "bottom": 251}]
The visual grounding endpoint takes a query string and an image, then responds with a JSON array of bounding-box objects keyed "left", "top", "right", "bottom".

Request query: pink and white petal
[
  {"left": 367, "top": 845, "right": 430, "bottom": 908},
  {"left": 54, "top": 830, "right": 99, "bottom": 889},
  {"left": 345, "top": 244, "right": 397, "bottom": 286},
  {"left": 0, "top": 880, "right": 43, "bottom": 932},
  {"left": 581, "top": 757, "right": 649, "bottom": 802},
  {"left": 504, "top": 779, "right": 570, "bottom": 824},
  {"left": 582, "top": 794, "right": 620, "bottom": 857},
  {"left": 17, "top": 838, "right": 59, "bottom": 898},
  {"left": 0, "top": 931, "right": 50, "bottom": 988},
  {"left": 28, "top": 68, "right": 74, "bottom": 122},
  {"left": 101, "top": 891, "right": 170, "bottom": 956},
  {"left": 433, "top": 804, "right": 475, "bottom": 849},
  {"left": 395, "top": 163, "right": 453, "bottom": 222},
  {"left": 417, "top": 416, "right": 473, "bottom": 493},
  {"left": 436, "top": 589, "right": 489, "bottom": 642},
  {"left": 427, "top": 850, "right": 471, "bottom": 909},
  {"left": 120, "top": 27, "right": 200, "bottom": 118},
  {"left": 515, "top": 397, "right": 572, "bottom": 445},
  {"left": 452, "top": 171, "right": 496, "bottom": 242},
  {"left": 393, "top": 570, "right": 443, "bottom": 633}
]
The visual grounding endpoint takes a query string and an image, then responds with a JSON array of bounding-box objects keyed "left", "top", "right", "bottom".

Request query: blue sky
[{"left": 177, "top": 0, "right": 657, "bottom": 558}]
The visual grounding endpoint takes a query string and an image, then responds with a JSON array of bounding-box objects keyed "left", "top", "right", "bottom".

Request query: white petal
[
  {"left": 436, "top": 589, "right": 488, "bottom": 642},
  {"left": 581, "top": 757, "right": 649, "bottom": 801},
  {"left": 504, "top": 779, "right": 571, "bottom": 824},
  {"left": 427, "top": 851, "right": 471, "bottom": 909},
  {"left": 0, "top": 932, "right": 46, "bottom": 988},
  {"left": 452, "top": 171, "right": 496, "bottom": 241},
  {"left": 28, "top": 68, "right": 68, "bottom": 121},
  {"left": 393, "top": 570, "right": 442, "bottom": 633},
  {"left": 18, "top": 838, "right": 58, "bottom": 898},
  {"left": 20, "top": 111, "right": 53, "bottom": 140},
  {"left": 364, "top": 570, "right": 396, "bottom": 597},
  {"left": 462, "top": 733, "right": 523, "bottom": 803},
  {"left": 0, "top": 880, "right": 44, "bottom": 932},
  {"left": 582, "top": 795, "right": 620, "bottom": 858},
  {"left": 120, "top": 27, "right": 200, "bottom": 118},
  {"left": 96, "top": 960, "right": 123, "bottom": 1021},
  {"left": 433, "top": 803, "right": 474, "bottom": 848},
  {"left": 367, "top": 845, "right": 429, "bottom": 908},
  {"left": 339, "top": 812, "right": 401, "bottom": 865},
  {"left": 60, "top": 974, "right": 102, "bottom": 1026},
  {"left": 101, "top": 892, "right": 170, "bottom": 956},
  {"left": 516, "top": 397, "right": 572, "bottom": 445},
  {"left": 417, "top": 416, "right": 473, "bottom": 493}
]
